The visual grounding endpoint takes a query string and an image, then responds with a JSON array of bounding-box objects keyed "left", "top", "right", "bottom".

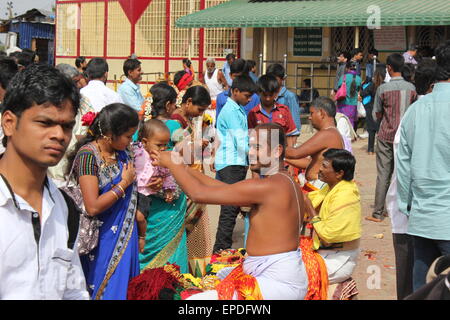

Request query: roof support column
[
  {"left": 263, "top": 27, "right": 268, "bottom": 74},
  {"left": 355, "top": 26, "right": 360, "bottom": 48}
]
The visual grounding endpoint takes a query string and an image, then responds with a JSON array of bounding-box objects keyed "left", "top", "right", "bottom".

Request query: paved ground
[{"left": 204, "top": 127, "right": 397, "bottom": 300}]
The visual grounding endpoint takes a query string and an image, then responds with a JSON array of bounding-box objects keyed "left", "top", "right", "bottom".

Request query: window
[
  {"left": 80, "top": 2, "right": 104, "bottom": 56},
  {"left": 136, "top": 0, "right": 166, "bottom": 57},
  {"left": 55, "top": 3, "right": 78, "bottom": 56}
]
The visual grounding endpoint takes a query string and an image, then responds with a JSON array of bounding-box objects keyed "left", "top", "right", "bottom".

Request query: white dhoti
[
  {"left": 318, "top": 249, "right": 359, "bottom": 284},
  {"left": 186, "top": 250, "right": 308, "bottom": 300}
]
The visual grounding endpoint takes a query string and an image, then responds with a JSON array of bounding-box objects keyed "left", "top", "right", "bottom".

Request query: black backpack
[{"left": 60, "top": 188, "right": 80, "bottom": 250}]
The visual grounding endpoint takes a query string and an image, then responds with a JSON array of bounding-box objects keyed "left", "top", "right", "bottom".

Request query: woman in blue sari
[
  {"left": 138, "top": 83, "right": 190, "bottom": 273},
  {"left": 68, "top": 103, "right": 140, "bottom": 300}
]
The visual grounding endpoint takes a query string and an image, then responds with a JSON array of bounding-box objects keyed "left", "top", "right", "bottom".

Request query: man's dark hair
[
  {"left": 255, "top": 122, "right": 286, "bottom": 159},
  {"left": 266, "top": 63, "right": 286, "bottom": 80},
  {"left": 231, "top": 75, "right": 257, "bottom": 94},
  {"left": 247, "top": 60, "right": 256, "bottom": 69},
  {"left": 75, "top": 56, "right": 86, "bottom": 68},
  {"left": 311, "top": 96, "right": 336, "bottom": 118},
  {"left": 85, "top": 57, "right": 109, "bottom": 80},
  {"left": 0, "top": 51, "right": 6, "bottom": 56},
  {"left": 323, "top": 148, "right": 356, "bottom": 181},
  {"left": 408, "top": 44, "right": 419, "bottom": 51},
  {"left": 226, "top": 53, "right": 236, "bottom": 61},
  {"left": 303, "top": 78, "right": 312, "bottom": 87},
  {"left": 337, "top": 50, "right": 351, "bottom": 61},
  {"left": 257, "top": 74, "right": 280, "bottom": 94},
  {"left": 0, "top": 57, "right": 19, "bottom": 90},
  {"left": 123, "top": 58, "right": 141, "bottom": 77},
  {"left": 401, "top": 63, "right": 416, "bottom": 83},
  {"left": 387, "top": 53, "right": 405, "bottom": 72},
  {"left": 434, "top": 40, "right": 450, "bottom": 81},
  {"left": 351, "top": 48, "right": 363, "bottom": 58},
  {"left": 414, "top": 58, "right": 437, "bottom": 95},
  {"left": 16, "top": 52, "right": 34, "bottom": 68},
  {"left": 368, "top": 48, "right": 379, "bottom": 56},
  {"left": 230, "top": 58, "right": 249, "bottom": 75},
  {"left": 2, "top": 64, "right": 80, "bottom": 146}
]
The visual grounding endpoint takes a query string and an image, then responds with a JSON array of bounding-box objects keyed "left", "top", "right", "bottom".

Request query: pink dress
[{"left": 133, "top": 143, "right": 177, "bottom": 196}]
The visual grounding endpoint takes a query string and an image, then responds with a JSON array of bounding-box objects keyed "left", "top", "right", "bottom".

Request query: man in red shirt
[{"left": 248, "top": 74, "right": 300, "bottom": 148}]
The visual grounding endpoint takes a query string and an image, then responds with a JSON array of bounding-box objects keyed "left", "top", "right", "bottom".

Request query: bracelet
[
  {"left": 111, "top": 185, "right": 125, "bottom": 199},
  {"left": 116, "top": 184, "right": 125, "bottom": 196},
  {"left": 139, "top": 236, "right": 145, "bottom": 240},
  {"left": 110, "top": 189, "right": 120, "bottom": 200}
]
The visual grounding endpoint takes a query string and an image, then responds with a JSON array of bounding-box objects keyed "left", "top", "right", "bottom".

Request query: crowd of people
[{"left": 0, "top": 39, "right": 449, "bottom": 301}]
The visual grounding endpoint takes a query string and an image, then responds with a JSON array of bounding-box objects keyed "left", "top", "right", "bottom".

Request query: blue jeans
[{"left": 412, "top": 235, "right": 450, "bottom": 291}]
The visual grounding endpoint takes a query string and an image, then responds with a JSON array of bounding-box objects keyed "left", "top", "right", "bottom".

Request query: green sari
[{"left": 139, "top": 119, "right": 189, "bottom": 273}]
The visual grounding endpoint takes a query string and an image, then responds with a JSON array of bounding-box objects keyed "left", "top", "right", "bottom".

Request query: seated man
[
  {"left": 151, "top": 123, "right": 308, "bottom": 300},
  {"left": 303, "top": 149, "right": 361, "bottom": 285},
  {"left": 285, "top": 97, "right": 345, "bottom": 190}
]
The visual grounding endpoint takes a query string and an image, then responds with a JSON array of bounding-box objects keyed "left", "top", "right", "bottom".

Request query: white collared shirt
[
  {"left": 80, "top": 79, "right": 124, "bottom": 112},
  {"left": 0, "top": 176, "right": 89, "bottom": 300}
]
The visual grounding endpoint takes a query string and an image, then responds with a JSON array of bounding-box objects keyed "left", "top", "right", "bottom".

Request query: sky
[
  {"left": 0, "top": 0, "right": 54, "bottom": 19},
  {"left": 0, "top": 0, "right": 55, "bottom": 44}
]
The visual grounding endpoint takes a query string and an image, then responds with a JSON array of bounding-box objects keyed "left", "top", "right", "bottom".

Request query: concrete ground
[{"left": 204, "top": 126, "right": 397, "bottom": 300}]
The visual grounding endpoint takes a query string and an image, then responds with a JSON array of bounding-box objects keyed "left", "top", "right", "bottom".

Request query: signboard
[
  {"left": 374, "top": 26, "right": 407, "bottom": 51},
  {"left": 293, "top": 27, "right": 323, "bottom": 57}
]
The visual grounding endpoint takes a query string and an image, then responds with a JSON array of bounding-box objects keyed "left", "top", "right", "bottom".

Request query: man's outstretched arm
[{"left": 152, "top": 150, "right": 267, "bottom": 207}]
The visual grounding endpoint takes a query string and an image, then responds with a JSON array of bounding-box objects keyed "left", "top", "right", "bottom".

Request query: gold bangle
[
  {"left": 116, "top": 184, "right": 125, "bottom": 196},
  {"left": 110, "top": 189, "right": 119, "bottom": 200}
]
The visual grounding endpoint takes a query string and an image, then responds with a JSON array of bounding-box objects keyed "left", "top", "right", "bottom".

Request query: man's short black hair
[
  {"left": 434, "top": 40, "right": 450, "bottom": 81},
  {"left": 123, "top": 58, "right": 141, "bottom": 77},
  {"left": 230, "top": 58, "right": 249, "bottom": 75},
  {"left": 2, "top": 64, "right": 80, "bottom": 146},
  {"left": 75, "top": 56, "right": 86, "bottom": 68},
  {"left": 401, "top": 63, "right": 416, "bottom": 83},
  {"left": 231, "top": 75, "right": 257, "bottom": 94},
  {"left": 226, "top": 53, "right": 236, "bottom": 61},
  {"left": 311, "top": 96, "right": 336, "bottom": 118},
  {"left": 337, "top": 50, "right": 351, "bottom": 61},
  {"left": 369, "top": 48, "right": 379, "bottom": 56},
  {"left": 387, "top": 53, "right": 405, "bottom": 73},
  {"left": 0, "top": 57, "right": 19, "bottom": 90},
  {"left": 247, "top": 60, "right": 256, "bottom": 69},
  {"left": 323, "top": 148, "right": 356, "bottom": 181},
  {"left": 351, "top": 48, "right": 363, "bottom": 57},
  {"left": 414, "top": 58, "right": 437, "bottom": 95},
  {"left": 303, "top": 78, "right": 312, "bottom": 87},
  {"left": 266, "top": 63, "right": 286, "bottom": 80},
  {"left": 257, "top": 74, "right": 280, "bottom": 94},
  {"left": 86, "top": 57, "right": 109, "bottom": 80},
  {"left": 16, "top": 52, "right": 34, "bottom": 68}
]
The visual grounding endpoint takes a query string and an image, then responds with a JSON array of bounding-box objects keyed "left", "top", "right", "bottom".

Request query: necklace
[
  {"left": 323, "top": 126, "right": 337, "bottom": 131},
  {"left": 96, "top": 140, "right": 117, "bottom": 166}
]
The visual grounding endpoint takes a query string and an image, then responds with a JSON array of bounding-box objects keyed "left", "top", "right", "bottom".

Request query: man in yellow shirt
[{"left": 303, "top": 148, "right": 361, "bottom": 284}]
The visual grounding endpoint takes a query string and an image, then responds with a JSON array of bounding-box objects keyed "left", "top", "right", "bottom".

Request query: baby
[{"left": 133, "top": 119, "right": 180, "bottom": 252}]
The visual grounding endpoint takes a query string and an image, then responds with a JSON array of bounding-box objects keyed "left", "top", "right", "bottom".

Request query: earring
[{"left": 98, "top": 120, "right": 112, "bottom": 142}]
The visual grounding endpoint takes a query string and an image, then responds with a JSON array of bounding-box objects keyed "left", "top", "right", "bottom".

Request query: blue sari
[
  {"left": 138, "top": 119, "right": 189, "bottom": 273},
  {"left": 78, "top": 144, "right": 139, "bottom": 300}
]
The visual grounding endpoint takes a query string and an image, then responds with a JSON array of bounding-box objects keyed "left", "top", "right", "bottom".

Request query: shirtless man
[
  {"left": 152, "top": 122, "right": 308, "bottom": 300},
  {"left": 285, "top": 97, "right": 344, "bottom": 189}
]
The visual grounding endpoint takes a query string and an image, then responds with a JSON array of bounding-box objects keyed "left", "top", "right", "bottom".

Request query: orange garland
[
  {"left": 215, "top": 264, "right": 263, "bottom": 300},
  {"left": 300, "top": 234, "right": 329, "bottom": 300}
]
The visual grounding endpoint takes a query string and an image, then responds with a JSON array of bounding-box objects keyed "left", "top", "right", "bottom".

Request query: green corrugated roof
[{"left": 176, "top": 0, "right": 450, "bottom": 28}]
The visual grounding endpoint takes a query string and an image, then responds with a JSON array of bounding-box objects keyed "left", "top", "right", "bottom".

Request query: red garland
[{"left": 127, "top": 267, "right": 179, "bottom": 300}]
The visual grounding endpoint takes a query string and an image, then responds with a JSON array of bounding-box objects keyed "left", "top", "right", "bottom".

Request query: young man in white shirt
[
  {"left": 80, "top": 57, "right": 123, "bottom": 112},
  {"left": 0, "top": 64, "right": 89, "bottom": 300}
]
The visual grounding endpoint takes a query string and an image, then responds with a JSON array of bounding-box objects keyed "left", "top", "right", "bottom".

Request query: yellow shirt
[{"left": 308, "top": 180, "right": 362, "bottom": 250}]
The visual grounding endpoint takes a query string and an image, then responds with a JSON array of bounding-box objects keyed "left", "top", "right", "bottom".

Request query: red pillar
[{"left": 165, "top": 0, "right": 171, "bottom": 79}]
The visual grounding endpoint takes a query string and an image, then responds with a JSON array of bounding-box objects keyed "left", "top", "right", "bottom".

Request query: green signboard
[{"left": 293, "top": 27, "right": 323, "bottom": 57}]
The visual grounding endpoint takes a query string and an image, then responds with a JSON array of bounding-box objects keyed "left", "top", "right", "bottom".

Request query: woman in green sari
[{"left": 138, "top": 83, "right": 189, "bottom": 272}]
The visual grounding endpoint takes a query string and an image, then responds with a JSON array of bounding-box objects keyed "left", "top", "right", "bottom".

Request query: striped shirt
[{"left": 373, "top": 77, "right": 417, "bottom": 143}]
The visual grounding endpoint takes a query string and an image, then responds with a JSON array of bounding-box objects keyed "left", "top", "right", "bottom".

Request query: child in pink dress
[{"left": 133, "top": 119, "right": 180, "bottom": 252}]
